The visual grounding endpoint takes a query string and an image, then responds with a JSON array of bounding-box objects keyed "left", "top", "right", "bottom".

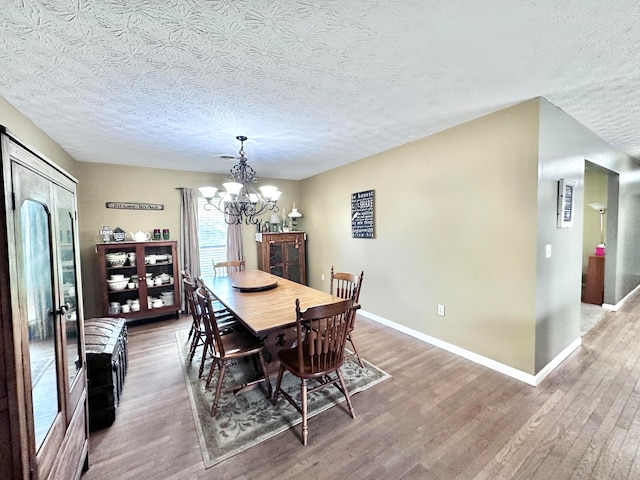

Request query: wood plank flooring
[{"left": 82, "top": 294, "right": 640, "bottom": 479}]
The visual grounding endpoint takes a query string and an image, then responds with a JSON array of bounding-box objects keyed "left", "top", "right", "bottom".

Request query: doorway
[{"left": 581, "top": 161, "right": 618, "bottom": 334}]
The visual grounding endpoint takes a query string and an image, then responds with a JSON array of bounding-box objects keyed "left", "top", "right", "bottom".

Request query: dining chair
[
  {"left": 182, "top": 266, "right": 216, "bottom": 341},
  {"left": 197, "top": 275, "right": 238, "bottom": 329},
  {"left": 182, "top": 266, "right": 235, "bottom": 333},
  {"left": 213, "top": 258, "right": 246, "bottom": 277},
  {"left": 330, "top": 266, "right": 365, "bottom": 368},
  {"left": 181, "top": 268, "right": 198, "bottom": 343},
  {"left": 271, "top": 297, "right": 356, "bottom": 445},
  {"left": 196, "top": 285, "right": 272, "bottom": 416},
  {"left": 183, "top": 277, "right": 209, "bottom": 377},
  {"left": 183, "top": 277, "right": 237, "bottom": 378}
]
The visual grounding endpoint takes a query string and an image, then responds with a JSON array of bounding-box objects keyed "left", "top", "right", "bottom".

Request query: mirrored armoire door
[{"left": 1, "top": 129, "right": 87, "bottom": 480}]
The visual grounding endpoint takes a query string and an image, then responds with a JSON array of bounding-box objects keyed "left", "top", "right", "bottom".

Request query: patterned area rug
[{"left": 175, "top": 330, "right": 390, "bottom": 468}]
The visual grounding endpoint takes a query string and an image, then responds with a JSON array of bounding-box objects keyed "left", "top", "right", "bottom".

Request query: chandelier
[{"left": 199, "top": 136, "right": 281, "bottom": 225}]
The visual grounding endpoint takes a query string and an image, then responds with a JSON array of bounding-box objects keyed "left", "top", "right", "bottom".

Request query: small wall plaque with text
[{"left": 106, "top": 201, "right": 164, "bottom": 211}]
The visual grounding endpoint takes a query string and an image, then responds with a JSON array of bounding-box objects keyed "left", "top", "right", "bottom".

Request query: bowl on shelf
[
  {"left": 106, "top": 252, "right": 127, "bottom": 267},
  {"left": 110, "top": 274, "right": 125, "bottom": 281},
  {"left": 107, "top": 277, "right": 129, "bottom": 291}
]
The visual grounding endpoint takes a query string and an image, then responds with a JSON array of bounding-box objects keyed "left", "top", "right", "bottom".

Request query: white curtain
[
  {"left": 226, "top": 218, "right": 244, "bottom": 262},
  {"left": 179, "top": 188, "right": 201, "bottom": 310}
]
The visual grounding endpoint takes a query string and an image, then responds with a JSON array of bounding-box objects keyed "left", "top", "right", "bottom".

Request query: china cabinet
[
  {"left": 0, "top": 127, "right": 88, "bottom": 479},
  {"left": 96, "top": 240, "right": 180, "bottom": 322},
  {"left": 256, "top": 231, "right": 306, "bottom": 284}
]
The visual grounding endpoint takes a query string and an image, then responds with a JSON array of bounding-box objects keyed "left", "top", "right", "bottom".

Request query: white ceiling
[{"left": 1, "top": 1, "right": 639, "bottom": 180}]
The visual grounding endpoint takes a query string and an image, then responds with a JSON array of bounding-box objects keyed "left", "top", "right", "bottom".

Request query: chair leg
[
  {"left": 347, "top": 333, "right": 365, "bottom": 368},
  {"left": 271, "top": 364, "right": 285, "bottom": 405},
  {"left": 256, "top": 351, "right": 272, "bottom": 400},
  {"left": 205, "top": 356, "right": 218, "bottom": 388},
  {"left": 336, "top": 368, "right": 355, "bottom": 419},
  {"left": 187, "top": 323, "right": 194, "bottom": 341},
  {"left": 211, "top": 362, "right": 227, "bottom": 416},
  {"left": 301, "top": 379, "right": 308, "bottom": 446},
  {"left": 198, "top": 337, "right": 212, "bottom": 378},
  {"left": 188, "top": 330, "right": 201, "bottom": 362}
]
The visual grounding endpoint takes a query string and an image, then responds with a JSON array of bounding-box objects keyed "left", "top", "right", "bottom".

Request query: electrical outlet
[
  {"left": 545, "top": 244, "right": 552, "bottom": 258},
  {"left": 437, "top": 304, "right": 445, "bottom": 316},
  {"left": 321, "top": 274, "right": 325, "bottom": 281}
]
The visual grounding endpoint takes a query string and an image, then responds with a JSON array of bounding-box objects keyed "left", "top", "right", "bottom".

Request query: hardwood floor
[{"left": 82, "top": 294, "right": 640, "bottom": 479}]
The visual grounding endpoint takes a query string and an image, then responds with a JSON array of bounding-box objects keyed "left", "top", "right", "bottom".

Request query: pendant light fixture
[{"left": 199, "top": 136, "right": 281, "bottom": 225}]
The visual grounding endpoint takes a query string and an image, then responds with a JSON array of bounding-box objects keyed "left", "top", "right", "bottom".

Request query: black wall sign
[{"left": 351, "top": 190, "right": 375, "bottom": 238}]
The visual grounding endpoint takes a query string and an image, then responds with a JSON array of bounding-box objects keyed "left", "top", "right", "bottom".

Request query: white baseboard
[
  {"left": 358, "top": 309, "right": 582, "bottom": 387},
  {"left": 603, "top": 282, "right": 640, "bottom": 311}
]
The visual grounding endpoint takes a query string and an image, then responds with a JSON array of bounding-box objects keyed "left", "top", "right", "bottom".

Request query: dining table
[{"left": 202, "top": 270, "right": 346, "bottom": 367}]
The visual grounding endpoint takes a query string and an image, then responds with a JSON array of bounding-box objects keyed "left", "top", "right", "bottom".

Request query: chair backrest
[
  {"left": 293, "top": 297, "right": 355, "bottom": 375},
  {"left": 181, "top": 266, "right": 192, "bottom": 281},
  {"left": 329, "top": 266, "right": 364, "bottom": 303},
  {"left": 183, "top": 277, "right": 201, "bottom": 320},
  {"left": 195, "top": 284, "right": 224, "bottom": 357},
  {"left": 213, "top": 259, "right": 246, "bottom": 277}
]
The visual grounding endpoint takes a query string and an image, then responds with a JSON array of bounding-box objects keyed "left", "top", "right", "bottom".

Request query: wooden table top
[{"left": 203, "top": 270, "right": 341, "bottom": 336}]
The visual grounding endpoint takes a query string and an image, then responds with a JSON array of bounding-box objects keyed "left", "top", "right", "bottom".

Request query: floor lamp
[{"left": 588, "top": 202, "right": 606, "bottom": 253}]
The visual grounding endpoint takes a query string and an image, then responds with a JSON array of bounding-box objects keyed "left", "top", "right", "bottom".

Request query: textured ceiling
[{"left": 1, "top": 1, "right": 639, "bottom": 180}]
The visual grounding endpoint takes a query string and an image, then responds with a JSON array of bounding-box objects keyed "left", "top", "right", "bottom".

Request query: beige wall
[
  {"left": 75, "top": 161, "right": 302, "bottom": 318},
  {"left": 0, "top": 96, "right": 77, "bottom": 175},
  {"left": 302, "top": 100, "right": 541, "bottom": 374}
]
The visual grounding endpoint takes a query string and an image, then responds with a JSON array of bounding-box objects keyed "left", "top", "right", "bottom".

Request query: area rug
[{"left": 175, "top": 330, "right": 390, "bottom": 467}]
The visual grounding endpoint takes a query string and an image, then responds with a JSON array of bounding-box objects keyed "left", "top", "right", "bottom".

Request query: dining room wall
[
  {"left": 301, "top": 99, "right": 541, "bottom": 375},
  {"left": 74, "top": 161, "right": 302, "bottom": 318},
  {"left": 0, "top": 95, "right": 78, "bottom": 175}
]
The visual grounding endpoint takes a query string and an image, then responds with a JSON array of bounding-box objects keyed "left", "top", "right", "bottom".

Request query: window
[{"left": 198, "top": 197, "right": 227, "bottom": 277}]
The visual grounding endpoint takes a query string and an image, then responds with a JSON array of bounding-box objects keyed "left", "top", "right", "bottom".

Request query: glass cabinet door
[
  {"left": 269, "top": 243, "right": 284, "bottom": 277},
  {"left": 21, "top": 199, "right": 59, "bottom": 452},
  {"left": 13, "top": 159, "right": 82, "bottom": 461},
  {"left": 58, "top": 205, "right": 81, "bottom": 386},
  {"left": 286, "top": 242, "right": 301, "bottom": 283},
  {"left": 6, "top": 134, "right": 87, "bottom": 479}
]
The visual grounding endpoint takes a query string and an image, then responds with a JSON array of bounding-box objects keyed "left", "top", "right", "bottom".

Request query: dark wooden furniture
[
  {"left": 204, "top": 270, "right": 341, "bottom": 335},
  {"left": 0, "top": 128, "right": 88, "bottom": 479},
  {"left": 330, "top": 266, "right": 365, "bottom": 368},
  {"left": 96, "top": 240, "right": 180, "bottom": 322},
  {"left": 256, "top": 231, "right": 306, "bottom": 284},
  {"left": 183, "top": 278, "right": 209, "bottom": 377},
  {"left": 204, "top": 270, "right": 345, "bottom": 372},
  {"left": 195, "top": 286, "right": 272, "bottom": 416},
  {"left": 84, "top": 318, "right": 128, "bottom": 431},
  {"left": 583, "top": 255, "right": 605, "bottom": 305},
  {"left": 272, "top": 297, "right": 357, "bottom": 445},
  {"left": 183, "top": 277, "right": 236, "bottom": 377}
]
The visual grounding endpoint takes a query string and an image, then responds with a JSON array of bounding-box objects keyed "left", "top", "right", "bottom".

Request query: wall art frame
[
  {"left": 557, "top": 179, "right": 576, "bottom": 228},
  {"left": 351, "top": 189, "right": 375, "bottom": 238}
]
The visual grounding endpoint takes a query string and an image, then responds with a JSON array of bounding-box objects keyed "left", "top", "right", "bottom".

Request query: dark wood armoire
[{"left": 0, "top": 127, "right": 88, "bottom": 479}]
